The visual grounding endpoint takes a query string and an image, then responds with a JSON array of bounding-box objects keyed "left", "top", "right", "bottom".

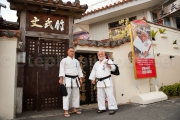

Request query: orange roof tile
[{"left": 83, "top": 0, "right": 132, "bottom": 16}]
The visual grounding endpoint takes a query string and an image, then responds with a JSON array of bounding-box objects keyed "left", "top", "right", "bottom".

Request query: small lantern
[{"left": 17, "top": 52, "right": 26, "bottom": 63}]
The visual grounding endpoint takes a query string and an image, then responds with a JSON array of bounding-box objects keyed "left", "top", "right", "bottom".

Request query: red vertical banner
[{"left": 129, "top": 19, "right": 157, "bottom": 79}]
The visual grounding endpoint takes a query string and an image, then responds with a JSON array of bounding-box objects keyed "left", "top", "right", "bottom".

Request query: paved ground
[{"left": 14, "top": 98, "right": 180, "bottom": 120}]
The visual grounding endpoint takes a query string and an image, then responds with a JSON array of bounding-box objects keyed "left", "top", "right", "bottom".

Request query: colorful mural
[{"left": 74, "top": 32, "right": 89, "bottom": 40}]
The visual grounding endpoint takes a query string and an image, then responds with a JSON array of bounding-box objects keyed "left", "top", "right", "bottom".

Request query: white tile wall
[{"left": 89, "top": 8, "right": 154, "bottom": 40}]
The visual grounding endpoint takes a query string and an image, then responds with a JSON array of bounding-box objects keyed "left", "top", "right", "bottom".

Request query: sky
[{"left": 0, "top": 0, "right": 101, "bottom": 22}]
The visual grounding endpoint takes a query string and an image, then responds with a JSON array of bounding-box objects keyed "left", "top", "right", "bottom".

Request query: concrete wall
[
  {"left": 0, "top": 37, "right": 17, "bottom": 120},
  {"left": 75, "top": 23, "right": 180, "bottom": 104}
]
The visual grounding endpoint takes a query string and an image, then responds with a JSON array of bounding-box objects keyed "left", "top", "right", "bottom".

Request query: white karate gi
[
  {"left": 133, "top": 36, "right": 153, "bottom": 58},
  {"left": 59, "top": 56, "right": 83, "bottom": 110},
  {"left": 89, "top": 58, "right": 118, "bottom": 110}
]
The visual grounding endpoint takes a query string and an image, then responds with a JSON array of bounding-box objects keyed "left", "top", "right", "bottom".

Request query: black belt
[
  {"left": 96, "top": 75, "right": 111, "bottom": 81},
  {"left": 65, "top": 75, "right": 79, "bottom": 88},
  {"left": 96, "top": 75, "right": 111, "bottom": 87}
]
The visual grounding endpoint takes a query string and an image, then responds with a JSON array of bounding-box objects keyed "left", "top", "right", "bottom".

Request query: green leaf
[
  {"left": 159, "top": 28, "right": 166, "bottom": 34},
  {"left": 151, "top": 30, "right": 158, "bottom": 40},
  {"left": 173, "top": 40, "right": 177, "bottom": 45}
]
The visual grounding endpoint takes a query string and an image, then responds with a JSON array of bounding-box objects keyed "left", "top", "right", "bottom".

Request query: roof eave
[
  {"left": 74, "top": 0, "right": 165, "bottom": 24},
  {"left": 8, "top": 0, "right": 88, "bottom": 19}
]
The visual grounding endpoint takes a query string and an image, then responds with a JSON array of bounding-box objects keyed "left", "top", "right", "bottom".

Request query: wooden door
[
  {"left": 23, "top": 37, "right": 68, "bottom": 111},
  {"left": 75, "top": 53, "right": 98, "bottom": 105}
]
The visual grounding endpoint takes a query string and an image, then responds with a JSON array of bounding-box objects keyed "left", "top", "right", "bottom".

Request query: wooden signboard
[
  {"left": 26, "top": 11, "right": 69, "bottom": 34},
  {"left": 157, "top": 0, "right": 180, "bottom": 19}
]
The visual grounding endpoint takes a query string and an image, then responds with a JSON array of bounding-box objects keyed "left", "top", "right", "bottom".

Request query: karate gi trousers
[
  {"left": 97, "top": 86, "right": 118, "bottom": 110},
  {"left": 63, "top": 87, "right": 80, "bottom": 110}
]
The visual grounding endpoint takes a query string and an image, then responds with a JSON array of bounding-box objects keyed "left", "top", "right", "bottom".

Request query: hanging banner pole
[
  {"left": 154, "top": 78, "right": 159, "bottom": 92},
  {"left": 135, "top": 80, "right": 140, "bottom": 95}
]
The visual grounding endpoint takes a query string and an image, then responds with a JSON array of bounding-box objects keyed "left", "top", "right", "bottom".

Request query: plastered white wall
[
  {"left": 75, "top": 23, "right": 180, "bottom": 104},
  {"left": 0, "top": 37, "right": 17, "bottom": 120},
  {"left": 151, "top": 24, "right": 180, "bottom": 88}
]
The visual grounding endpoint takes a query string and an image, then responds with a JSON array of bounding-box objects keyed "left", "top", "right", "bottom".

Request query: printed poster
[{"left": 130, "top": 19, "right": 157, "bottom": 79}]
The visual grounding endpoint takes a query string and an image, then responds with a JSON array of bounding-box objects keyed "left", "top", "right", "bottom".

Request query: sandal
[
  {"left": 72, "top": 111, "right": 82, "bottom": 114},
  {"left": 97, "top": 110, "right": 106, "bottom": 113},
  {"left": 64, "top": 113, "right": 70, "bottom": 117},
  {"left": 109, "top": 110, "right": 115, "bottom": 115}
]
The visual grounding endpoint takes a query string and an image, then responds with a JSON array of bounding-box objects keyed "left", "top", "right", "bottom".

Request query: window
[
  {"left": 152, "top": 11, "right": 171, "bottom": 26},
  {"left": 108, "top": 16, "right": 136, "bottom": 40},
  {"left": 176, "top": 17, "right": 180, "bottom": 29},
  {"left": 164, "top": 17, "right": 171, "bottom": 26},
  {"left": 152, "top": 12, "right": 158, "bottom": 23}
]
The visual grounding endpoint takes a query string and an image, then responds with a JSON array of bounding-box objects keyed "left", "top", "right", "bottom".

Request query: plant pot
[
  {"left": 152, "top": 38, "right": 156, "bottom": 41},
  {"left": 152, "top": 41, "right": 158, "bottom": 45},
  {"left": 173, "top": 44, "right": 179, "bottom": 49},
  {"left": 160, "top": 34, "right": 167, "bottom": 38}
]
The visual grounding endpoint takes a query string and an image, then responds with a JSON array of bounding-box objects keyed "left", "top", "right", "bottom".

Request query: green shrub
[{"left": 159, "top": 83, "right": 180, "bottom": 97}]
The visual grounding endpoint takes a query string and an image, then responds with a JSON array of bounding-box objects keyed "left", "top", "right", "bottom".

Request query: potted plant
[
  {"left": 173, "top": 40, "right": 179, "bottom": 49},
  {"left": 151, "top": 30, "right": 158, "bottom": 45},
  {"left": 159, "top": 28, "right": 167, "bottom": 38}
]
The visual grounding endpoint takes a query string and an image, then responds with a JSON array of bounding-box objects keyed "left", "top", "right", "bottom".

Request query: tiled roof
[
  {"left": 8, "top": 0, "right": 88, "bottom": 10},
  {"left": 83, "top": 0, "right": 133, "bottom": 16},
  {"left": 73, "top": 36, "right": 130, "bottom": 48},
  {"left": 0, "top": 29, "right": 21, "bottom": 41},
  {"left": 8, "top": 0, "right": 88, "bottom": 18},
  {"left": 0, "top": 17, "right": 19, "bottom": 30}
]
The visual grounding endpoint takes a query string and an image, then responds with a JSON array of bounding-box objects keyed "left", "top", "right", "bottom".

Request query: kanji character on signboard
[
  {"left": 54, "top": 19, "right": 64, "bottom": 31},
  {"left": 44, "top": 18, "right": 54, "bottom": 30},
  {"left": 30, "top": 16, "right": 43, "bottom": 28}
]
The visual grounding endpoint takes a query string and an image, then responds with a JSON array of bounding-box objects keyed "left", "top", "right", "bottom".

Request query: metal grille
[{"left": 24, "top": 37, "right": 68, "bottom": 111}]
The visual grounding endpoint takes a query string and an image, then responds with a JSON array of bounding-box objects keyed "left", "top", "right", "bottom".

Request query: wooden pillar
[
  {"left": 69, "top": 16, "right": 73, "bottom": 47},
  {"left": 17, "top": 10, "right": 26, "bottom": 114},
  {"left": 19, "top": 10, "right": 26, "bottom": 51}
]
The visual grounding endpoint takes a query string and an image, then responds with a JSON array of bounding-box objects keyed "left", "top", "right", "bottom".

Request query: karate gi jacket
[
  {"left": 89, "top": 58, "right": 116, "bottom": 87},
  {"left": 59, "top": 56, "right": 83, "bottom": 87}
]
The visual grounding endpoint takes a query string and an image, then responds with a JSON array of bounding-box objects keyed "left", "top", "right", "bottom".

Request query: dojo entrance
[
  {"left": 75, "top": 53, "right": 98, "bottom": 105},
  {"left": 23, "top": 38, "right": 97, "bottom": 111},
  {"left": 23, "top": 37, "right": 68, "bottom": 111}
]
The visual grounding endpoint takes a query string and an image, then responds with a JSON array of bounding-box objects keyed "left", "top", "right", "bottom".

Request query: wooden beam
[
  {"left": 10, "top": 2, "right": 83, "bottom": 19},
  {"left": 19, "top": 10, "right": 26, "bottom": 51},
  {"left": 25, "top": 31, "right": 70, "bottom": 40},
  {"left": 51, "top": 11, "right": 82, "bottom": 19},
  {"left": 69, "top": 16, "right": 73, "bottom": 47}
]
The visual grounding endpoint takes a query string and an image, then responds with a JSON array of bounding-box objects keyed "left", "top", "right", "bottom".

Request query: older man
[
  {"left": 89, "top": 50, "right": 118, "bottom": 115},
  {"left": 133, "top": 31, "right": 153, "bottom": 58},
  {"left": 59, "top": 47, "right": 83, "bottom": 117}
]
